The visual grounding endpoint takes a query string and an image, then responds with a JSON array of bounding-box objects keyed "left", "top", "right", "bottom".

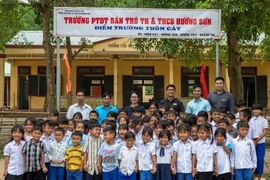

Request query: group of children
[{"left": 3, "top": 100, "right": 268, "bottom": 180}]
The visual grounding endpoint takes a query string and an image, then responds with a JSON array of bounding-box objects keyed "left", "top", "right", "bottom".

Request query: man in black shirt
[{"left": 159, "top": 84, "right": 185, "bottom": 117}]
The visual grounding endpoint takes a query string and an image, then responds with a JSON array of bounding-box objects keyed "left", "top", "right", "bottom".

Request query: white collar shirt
[
  {"left": 216, "top": 141, "right": 231, "bottom": 174},
  {"left": 4, "top": 140, "right": 25, "bottom": 176},
  {"left": 118, "top": 146, "right": 138, "bottom": 175},
  {"left": 47, "top": 140, "right": 67, "bottom": 167},
  {"left": 156, "top": 144, "right": 173, "bottom": 164},
  {"left": 249, "top": 116, "right": 268, "bottom": 144},
  {"left": 246, "top": 124, "right": 259, "bottom": 140},
  {"left": 66, "top": 103, "right": 93, "bottom": 120},
  {"left": 192, "top": 139, "right": 217, "bottom": 172},
  {"left": 231, "top": 136, "right": 257, "bottom": 169},
  {"left": 137, "top": 141, "right": 156, "bottom": 171},
  {"left": 40, "top": 134, "right": 54, "bottom": 162},
  {"left": 173, "top": 139, "right": 193, "bottom": 173}
]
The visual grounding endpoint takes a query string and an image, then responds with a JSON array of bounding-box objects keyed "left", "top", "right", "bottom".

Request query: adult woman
[{"left": 125, "top": 91, "right": 146, "bottom": 116}]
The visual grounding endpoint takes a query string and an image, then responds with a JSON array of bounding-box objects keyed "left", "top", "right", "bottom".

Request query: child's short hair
[
  {"left": 10, "top": 125, "right": 24, "bottom": 141},
  {"left": 218, "top": 119, "right": 229, "bottom": 126},
  {"left": 82, "top": 120, "right": 89, "bottom": 131},
  {"left": 142, "top": 127, "right": 153, "bottom": 138},
  {"left": 55, "top": 127, "right": 65, "bottom": 135},
  {"left": 54, "top": 120, "right": 59, "bottom": 127},
  {"left": 159, "top": 129, "right": 171, "bottom": 139},
  {"left": 73, "top": 112, "right": 82, "bottom": 119},
  {"left": 88, "top": 123, "right": 101, "bottom": 130},
  {"left": 154, "top": 121, "right": 163, "bottom": 129},
  {"left": 107, "top": 111, "right": 117, "bottom": 119},
  {"left": 235, "top": 100, "right": 246, "bottom": 107},
  {"left": 125, "top": 131, "right": 136, "bottom": 140},
  {"left": 71, "top": 131, "right": 82, "bottom": 139},
  {"left": 178, "top": 117, "right": 188, "bottom": 125},
  {"left": 150, "top": 113, "right": 161, "bottom": 121},
  {"left": 186, "top": 114, "right": 197, "bottom": 127},
  {"left": 176, "top": 124, "right": 190, "bottom": 133},
  {"left": 89, "top": 119, "right": 98, "bottom": 125},
  {"left": 167, "top": 110, "right": 177, "bottom": 118},
  {"left": 32, "top": 126, "right": 43, "bottom": 133},
  {"left": 36, "top": 119, "right": 45, "bottom": 127},
  {"left": 132, "top": 116, "right": 143, "bottom": 127},
  {"left": 214, "top": 128, "right": 227, "bottom": 139},
  {"left": 24, "top": 116, "right": 36, "bottom": 126},
  {"left": 59, "top": 116, "right": 68, "bottom": 125},
  {"left": 210, "top": 108, "right": 220, "bottom": 114},
  {"left": 103, "top": 127, "right": 116, "bottom": 137},
  {"left": 118, "top": 108, "right": 128, "bottom": 116},
  {"left": 106, "top": 120, "right": 117, "bottom": 129},
  {"left": 44, "top": 120, "right": 54, "bottom": 127},
  {"left": 252, "top": 103, "right": 263, "bottom": 111},
  {"left": 240, "top": 109, "right": 252, "bottom": 121},
  {"left": 75, "top": 121, "right": 84, "bottom": 128},
  {"left": 119, "top": 116, "right": 130, "bottom": 125},
  {"left": 226, "top": 113, "right": 235, "bottom": 120},
  {"left": 118, "top": 124, "right": 128, "bottom": 131},
  {"left": 50, "top": 109, "right": 59, "bottom": 117},
  {"left": 132, "top": 106, "right": 142, "bottom": 113},
  {"left": 237, "top": 121, "right": 249, "bottom": 129},
  {"left": 68, "top": 119, "right": 76, "bottom": 126},
  {"left": 197, "top": 111, "right": 208, "bottom": 121},
  {"left": 90, "top": 110, "right": 99, "bottom": 118},
  {"left": 162, "top": 119, "right": 174, "bottom": 129},
  {"left": 219, "top": 107, "right": 227, "bottom": 114},
  {"left": 142, "top": 116, "right": 150, "bottom": 123}
]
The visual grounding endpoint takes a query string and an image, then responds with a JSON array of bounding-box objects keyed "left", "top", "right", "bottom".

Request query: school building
[{"left": 0, "top": 31, "right": 269, "bottom": 111}]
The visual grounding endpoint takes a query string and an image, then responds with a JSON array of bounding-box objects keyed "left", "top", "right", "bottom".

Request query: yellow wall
[{"left": 0, "top": 59, "right": 4, "bottom": 109}]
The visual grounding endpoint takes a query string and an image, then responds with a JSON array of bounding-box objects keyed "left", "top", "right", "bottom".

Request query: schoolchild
[
  {"left": 48, "top": 127, "right": 67, "bottom": 180},
  {"left": 58, "top": 116, "right": 72, "bottom": 143},
  {"left": 214, "top": 128, "right": 232, "bottom": 180},
  {"left": 226, "top": 113, "right": 238, "bottom": 138},
  {"left": 65, "top": 131, "right": 84, "bottom": 180},
  {"left": 149, "top": 114, "right": 160, "bottom": 128},
  {"left": 73, "top": 112, "right": 83, "bottom": 122},
  {"left": 210, "top": 108, "right": 220, "bottom": 136},
  {"left": 196, "top": 111, "right": 208, "bottom": 125},
  {"left": 192, "top": 124, "right": 218, "bottom": 180},
  {"left": 116, "top": 124, "right": 128, "bottom": 147},
  {"left": 164, "top": 119, "right": 178, "bottom": 145},
  {"left": 68, "top": 121, "right": 87, "bottom": 147},
  {"left": 231, "top": 121, "right": 257, "bottom": 180},
  {"left": 190, "top": 125, "right": 199, "bottom": 142},
  {"left": 142, "top": 116, "right": 151, "bottom": 128},
  {"left": 148, "top": 102, "right": 158, "bottom": 115},
  {"left": 22, "top": 126, "right": 47, "bottom": 180},
  {"left": 24, "top": 116, "right": 36, "bottom": 141},
  {"left": 89, "top": 110, "right": 99, "bottom": 121},
  {"left": 50, "top": 109, "right": 59, "bottom": 121},
  {"left": 239, "top": 109, "right": 259, "bottom": 141},
  {"left": 3, "top": 125, "right": 25, "bottom": 180},
  {"left": 118, "top": 131, "right": 138, "bottom": 180},
  {"left": 171, "top": 125, "right": 193, "bottom": 180},
  {"left": 131, "top": 116, "right": 143, "bottom": 144},
  {"left": 136, "top": 127, "right": 157, "bottom": 180},
  {"left": 250, "top": 103, "right": 268, "bottom": 180},
  {"left": 98, "top": 127, "right": 121, "bottom": 180},
  {"left": 155, "top": 129, "right": 174, "bottom": 180},
  {"left": 68, "top": 119, "right": 76, "bottom": 132},
  {"left": 83, "top": 123, "right": 104, "bottom": 180},
  {"left": 234, "top": 100, "right": 246, "bottom": 124}
]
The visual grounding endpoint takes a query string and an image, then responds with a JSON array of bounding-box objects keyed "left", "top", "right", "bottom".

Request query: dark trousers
[
  {"left": 213, "top": 172, "right": 231, "bottom": 180},
  {"left": 26, "top": 170, "right": 45, "bottom": 180},
  {"left": 5, "top": 174, "right": 24, "bottom": 180},
  {"left": 84, "top": 171, "right": 102, "bottom": 180},
  {"left": 196, "top": 172, "right": 213, "bottom": 180}
]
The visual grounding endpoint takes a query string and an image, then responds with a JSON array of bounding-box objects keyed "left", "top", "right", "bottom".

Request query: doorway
[{"left": 18, "top": 76, "right": 29, "bottom": 109}]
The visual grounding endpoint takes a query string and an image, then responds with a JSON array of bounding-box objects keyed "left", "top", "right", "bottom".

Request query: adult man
[
  {"left": 159, "top": 84, "right": 185, "bottom": 117},
  {"left": 207, "top": 77, "right": 234, "bottom": 113},
  {"left": 185, "top": 85, "right": 211, "bottom": 121},
  {"left": 95, "top": 92, "right": 118, "bottom": 124},
  {"left": 66, "top": 89, "right": 92, "bottom": 120}
]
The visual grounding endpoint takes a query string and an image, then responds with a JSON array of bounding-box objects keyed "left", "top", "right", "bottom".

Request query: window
[
  {"left": 241, "top": 67, "right": 256, "bottom": 75},
  {"left": 181, "top": 67, "right": 209, "bottom": 97},
  {"left": 77, "top": 67, "right": 113, "bottom": 97},
  {"left": 18, "top": 67, "right": 30, "bottom": 75},
  {"left": 28, "top": 67, "right": 58, "bottom": 96},
  {"left": 133, "top": 67, "right": 154, "bottom": 75}
]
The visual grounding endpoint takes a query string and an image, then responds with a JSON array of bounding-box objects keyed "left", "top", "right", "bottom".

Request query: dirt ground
[{"left": 0, "top": 150, "right": 269, "bottom": 180}]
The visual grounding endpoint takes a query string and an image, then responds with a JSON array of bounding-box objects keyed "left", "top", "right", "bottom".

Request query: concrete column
[
  {"left": 0, "top": 59, "right": 5, "bottom": 109},
  {"left": 113, "top": 59, "right": 118, "bottom": 106},
  {"left": 169, "top": 59, "right": 174, "bottom": 84}
]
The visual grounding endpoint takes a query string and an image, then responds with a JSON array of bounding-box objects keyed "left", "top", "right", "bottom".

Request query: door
[
  {"left": 242, "top": 77, "right": 256, "bottom": 107},
  {"left": 19, "top": 76, "right": 29, "bottom": 109},
  {"left": 256, "top": 76, "right": 267, "bottom": 107},
  {"left": 154, "top": 75, "right": 164, "bottom": 104},
  {"left": 122, "top": 76, "right": 133, "bottom": 107}
]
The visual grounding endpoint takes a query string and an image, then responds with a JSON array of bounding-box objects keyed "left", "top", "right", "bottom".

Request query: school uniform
[
  {"left": 115, "top": 138, "right": 127, "bottom": 147},
  {"left": 118, "top": 145, "right": 138, "bottom": 180},
  {"left": 210, "top": 121, "right": 218, "bottom": 136},
  {"left": 98, "top": 142, "right": 121, "bottom": 180},
  {"left": 82, "top": 135, "right": 104, "bottom": 180},
  {"left": 249, "top": 115, "right": 268, "bottom": 175},
  {"left": 173, "top": 139, "right": 193, "bottom": 180},
  {"left": 192, "top": 138, "right": 217, "bottom": 180},
  {"left": 21, "top": 139, "right": 46, "bottom": 180},
  {"left": 231, "top": 136, "right": 257, "bottom": 180},
  {"left": 48, "top": 140, "right": 67, "bottom": 180},
  {"left": 40, "top": 134, "right": 54, "bottom": 180},
  {"left": 156, "top": 144, "right": 174, "bottom": 180},
  {"left": 169, "top": 134, "right": 179, "bottom": 146},
  {"left": 4, "top": 140, "right": 25, "bottom": 180},
  {"left": 136, "top": 140, "right": 156, "bottom": 180},
  {"left": 214, "top": 141, "right": 232, "bottom": 180},
  {"left": 246, "top": 122, "right": 259, "bottom": 140}
]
